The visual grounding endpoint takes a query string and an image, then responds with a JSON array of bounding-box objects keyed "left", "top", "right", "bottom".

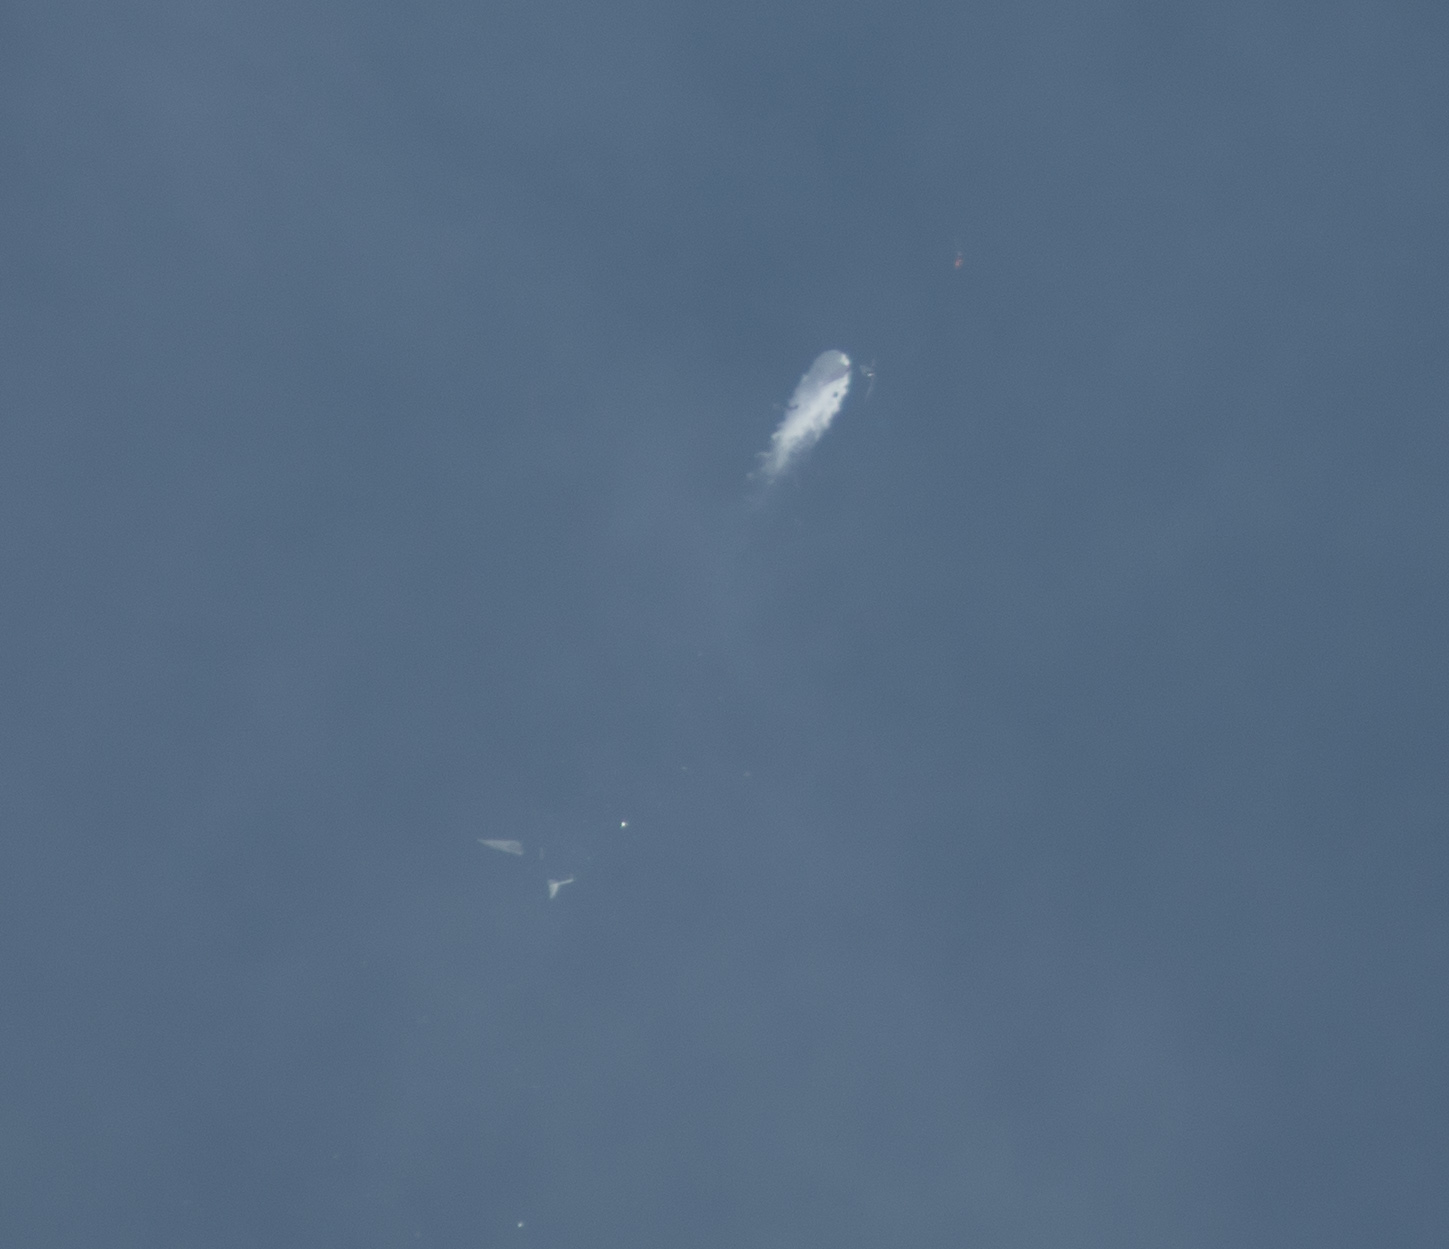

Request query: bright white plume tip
[{"left": 756, "top": 350, "right": 851, "bottom": 482}]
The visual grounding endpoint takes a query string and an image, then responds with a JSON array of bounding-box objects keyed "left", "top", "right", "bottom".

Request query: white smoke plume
[{"left": 755, "top": 350, "right": 851, "bottom": 483}]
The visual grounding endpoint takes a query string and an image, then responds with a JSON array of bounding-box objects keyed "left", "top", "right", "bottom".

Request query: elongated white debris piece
[
  {"left": 478, "top": 838, "right": 525, "bottom": 856},
  {"left": 547, "top": 876, "right": 575, "bottom": 899},
  {"left": 756, "top": 350, "right": 851, "bottom": 482}
]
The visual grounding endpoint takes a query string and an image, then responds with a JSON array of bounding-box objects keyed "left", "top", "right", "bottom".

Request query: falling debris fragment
[
  {"left": 755, "top": 349, "right": 851, "bottom": 482},
  {"left": 478, "top": 838, "right": 525, "bottom": 856},
  {"left": 547, "top": 877, "right": 575, "bottom": 900}
]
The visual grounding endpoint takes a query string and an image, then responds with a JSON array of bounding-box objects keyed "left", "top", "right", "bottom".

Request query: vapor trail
[{"left": 755, "top": 350, "right": 851, "bottom": 483}]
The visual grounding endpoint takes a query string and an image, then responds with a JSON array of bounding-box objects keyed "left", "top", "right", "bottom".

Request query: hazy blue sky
[{"left": 3, "top": 3, "right": 1446, "bottom": 1246}]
